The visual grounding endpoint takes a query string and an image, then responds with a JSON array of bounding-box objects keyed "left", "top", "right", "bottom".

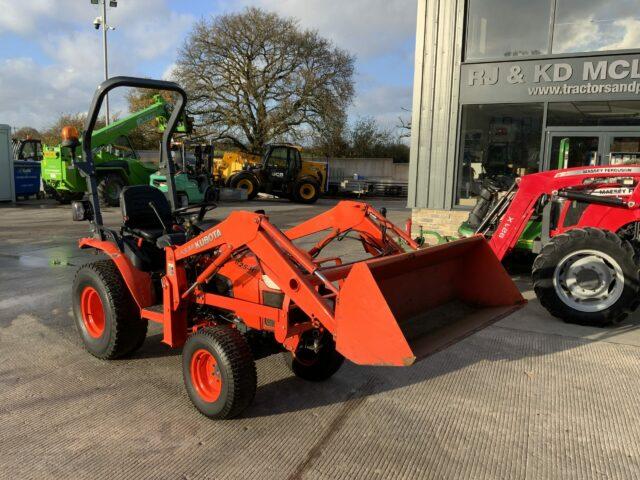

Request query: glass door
[
  {"left": 544, "top": 130, "right": 604, "bottom": 171},
  {"left": 605, "top": 133, "right": 640, "bottom": 165}
]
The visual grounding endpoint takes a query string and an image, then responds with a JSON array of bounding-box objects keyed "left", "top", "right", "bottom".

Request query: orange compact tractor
[{"left": 69, "top": 77, "right": 524, "bottom": 419}]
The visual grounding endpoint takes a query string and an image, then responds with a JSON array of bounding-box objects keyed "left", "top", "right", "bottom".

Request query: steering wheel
[{"left": 173, "top": 201, "right": 217, "bottom": 223}]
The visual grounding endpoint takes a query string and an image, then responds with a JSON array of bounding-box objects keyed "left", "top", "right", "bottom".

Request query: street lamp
[{"left": 91, "top": 0, "right": 117, "bottom": 126}]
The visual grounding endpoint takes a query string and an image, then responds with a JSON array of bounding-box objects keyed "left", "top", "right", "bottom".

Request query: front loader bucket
[{"left": 334, "top": 236, "right": 525, "bottom": 366}]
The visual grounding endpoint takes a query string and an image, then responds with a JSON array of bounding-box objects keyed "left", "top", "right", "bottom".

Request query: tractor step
[{"left": 141, "top": 304, "right": 163, "bottom": 323}]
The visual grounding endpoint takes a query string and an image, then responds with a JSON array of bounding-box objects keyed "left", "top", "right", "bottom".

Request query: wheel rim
[
  {"left": 190, "top": 349, "right": 222, "bottom": 402},
  {"left": 80, "top": 286, "right": 106, "bottom": 338},
  {"left": 553, "top": 249, "right": 625, "bottom": 313},
  {"left": 237, "top": 179, "right": 254, "bottom": 195},
  {"left": 299, "top": 184, "right": 315, "bottom": 200}
]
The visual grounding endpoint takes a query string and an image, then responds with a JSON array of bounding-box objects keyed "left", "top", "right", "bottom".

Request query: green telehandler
[{"left": 41, "top": 95, "right": 190, "bottom": 206}]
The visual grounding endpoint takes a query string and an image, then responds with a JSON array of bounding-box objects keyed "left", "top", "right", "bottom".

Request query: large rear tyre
[
  {"left": 182, "top": 326, "right": 257, "bottom": 419},
  {"left": 532, "top": 228, "right": 640, "bottom": 327},
  {"left": 229, "top": 172, "right": 259, "bottom": 200},
  {"left": 292, "top": 180, "right": 320, "bottom": 204},
  {"left": 97, "top": 174, "right": 125, "bottom": 207},
  {"left": 283, "top": 333, "right": 344, "bottom": 381},
  {"left": 72, "top": 260, "right": 147, "bottom": 359}
]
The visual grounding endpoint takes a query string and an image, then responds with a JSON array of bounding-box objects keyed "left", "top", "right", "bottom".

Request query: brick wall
[{"left": 411, "top": 208, "right": 469, "bottom": 240}]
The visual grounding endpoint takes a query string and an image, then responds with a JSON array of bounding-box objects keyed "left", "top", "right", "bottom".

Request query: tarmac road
[{"left": 1, "top": 197, "right": 640, "bottom": 479}]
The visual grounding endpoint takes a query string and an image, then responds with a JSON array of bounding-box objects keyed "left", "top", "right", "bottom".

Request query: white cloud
[
  {"left": 351, "top": 83, "right": 412, "bottom": 130},
  {"left": 0, "top": 0, "right": 193, "bottom": 129},
  {"left": 229, "top": 0, "right": 418, "bottom": 58}
]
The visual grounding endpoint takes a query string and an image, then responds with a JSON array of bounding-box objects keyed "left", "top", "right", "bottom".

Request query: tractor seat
[{"left": 120, "top": 185, "right": 175, "bottom": 244}]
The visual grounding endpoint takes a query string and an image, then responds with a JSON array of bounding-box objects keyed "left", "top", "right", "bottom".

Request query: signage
[{"left": 460, "top": 53, "right": 640, "bottom": 104}]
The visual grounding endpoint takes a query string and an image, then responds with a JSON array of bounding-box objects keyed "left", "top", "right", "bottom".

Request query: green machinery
[
  {"left": 430, "top": 140, "right": 578, "bottom": 252},
  {"left": 41, "top": 95, "right": 189, "bottom": 206},
  {"left": 149, "top": 141, "right": 217, "bottom": 204}
]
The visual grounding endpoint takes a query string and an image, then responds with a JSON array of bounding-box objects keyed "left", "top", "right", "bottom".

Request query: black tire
[
  {"left": 229, "top": 172, "right": 259, "bottom": 200},
  {"left": 283, "top": 333, "right": 344, "bottom": 381},
  {"left": 182, "top": 326, "right": 257, "bottom": 419},
  {"left": 55, "top": 190, "right": 82, "bottom": 204},
  {"left": 97, "top": 174, "right": 125, "bottom": 207},
  {"left": 292, "top": 180, "right": 320, "bottom": 204},
  {"left": 532, "top": 228, "right": 640, "bottom": 327},
  {"left": 72, "top": 260, "right": 148, "bottom": 359}
]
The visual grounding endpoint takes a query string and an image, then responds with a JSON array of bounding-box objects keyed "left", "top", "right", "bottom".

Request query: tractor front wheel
[
  {"left": 532, "top": 228, "right": 640, "bottom": 327},
  {"left": 97, "top": 174, "right": 125, "bottom": 207},
  {"left": 182, "top": 326, "right": 257, "bottom": 419},
  {"left": 283, "top": 333, "right": 344, "bottom": 381},
  {"left": 72, "top": 260, "right": 148, "bottom": 359}
]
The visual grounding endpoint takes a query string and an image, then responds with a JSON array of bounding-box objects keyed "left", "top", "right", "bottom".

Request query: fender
[
  {"left": 79, "top": 238, "right": 155, "bottom": 309},
  {"left": 96, "top": 162, "right": 130, "bottom": 175}
]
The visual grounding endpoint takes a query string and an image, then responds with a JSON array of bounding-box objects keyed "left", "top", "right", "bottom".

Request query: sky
[{"left": 0, "top": 0, "right": 418, "bottom": 134}]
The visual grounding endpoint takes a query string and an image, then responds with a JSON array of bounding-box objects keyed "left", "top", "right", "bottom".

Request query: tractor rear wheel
[
  {"left": 72, "top": 260, "right": 148, "bottom": 359},
  {"left": 292, "top": 180, "right": 320, "bottom": 204},
  {"left": 182, "top": 326, "right": 257, "bottom": 419},
  {"left": 230, "top": 173, "right": 259, "bottom": 200},
  {"left": 283, "top": 333, "right": 344, "bottom": 381},
  {"left": 532, "top": 228, "right": 640, "bottom": 327},
  {"left": 97, "top": 174, "right": 125, "bottom": 207}
]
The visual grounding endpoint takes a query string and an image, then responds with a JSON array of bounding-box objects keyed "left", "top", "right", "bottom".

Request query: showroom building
[{"left": 409, "top": 0, "right": 640, "bottom": 235}]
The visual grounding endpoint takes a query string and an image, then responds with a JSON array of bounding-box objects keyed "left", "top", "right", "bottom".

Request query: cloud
[
  {"left": 228, "top": 0, "right": 417, "bottom": 58},
  {"left": 0, "top": 0, "right": 193, "bottom": 129},
  {"left": 351, "top": 83, "right": 413, "bottom": 130}
]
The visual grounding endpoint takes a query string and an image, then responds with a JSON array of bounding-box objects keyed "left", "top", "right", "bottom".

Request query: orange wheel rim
[
  {"left": 190, "top": 349, "right": 222, "bottom": 402},
  {"left": 80, "top": 286, "right": 105, "bottom": 339},
  {"left": 237, "top": 179, "right": 254, "bottom": 195},
  {"left": 300, "top": 184, "right": 315, "bottom": 200}
]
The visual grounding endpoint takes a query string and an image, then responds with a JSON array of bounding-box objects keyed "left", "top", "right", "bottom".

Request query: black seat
[{"left": 120, "top": 186, "right": 176, "bottom": 243}]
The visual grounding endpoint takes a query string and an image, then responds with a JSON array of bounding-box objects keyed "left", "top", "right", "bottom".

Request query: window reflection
[
  {"left": 456, "top": 104, "right": 543, "bottom": 206},
  {"left": 466, "top": 0, "right": 552, "bottom": 60},
  {"left": 553, "top": 0, "right": 640, "bottom": 54}
]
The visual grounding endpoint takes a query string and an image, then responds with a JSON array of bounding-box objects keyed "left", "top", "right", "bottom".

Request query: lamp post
[{"left": 91, "top": 0, "right": 117, "bottom": 126}]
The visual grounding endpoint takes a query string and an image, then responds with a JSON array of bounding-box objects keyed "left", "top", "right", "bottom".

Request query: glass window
[
  {"left": 465, "top": 0, "right": 553, "bottom": 60},
  {"left": 268, "top": 147, "right": 289, "bottom": 168},
  {"left": 456, "top": 103, "right": 543, "bottom": 206},
  {"left": 553, "top": 0, "right": 640, "bottom": 54},
  {"left": 547, "top": 101, "right": 640, "bottom": 126}
]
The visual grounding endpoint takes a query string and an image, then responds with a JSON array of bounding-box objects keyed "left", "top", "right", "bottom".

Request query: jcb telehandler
[
  {"left": 217, "top": 144, "right": 327, "bottom": 203},
  {"left": 456, "top": 165, "right": 640, "bottom": 327},
  {"left": 69, "top": 77, "right": 523, "bottom": 419}
]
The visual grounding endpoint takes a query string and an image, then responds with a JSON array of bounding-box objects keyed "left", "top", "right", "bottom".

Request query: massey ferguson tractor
[
  {"left": 459, "top": 166, "right": 640, "bottom": 327},
  {"left": 68, "top": 77, "right": 524, "bottom": 419}
]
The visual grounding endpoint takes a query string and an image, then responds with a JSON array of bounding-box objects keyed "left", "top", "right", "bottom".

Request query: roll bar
[{"left": 75, "top": 76, "right": 187, "bottom": 236}]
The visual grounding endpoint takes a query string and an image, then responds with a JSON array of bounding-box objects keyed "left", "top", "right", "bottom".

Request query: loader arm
[
  {"left": 487, "top": 165, "right": 640, "bottom": 260},
  {"left": 285, "top": 201, "right": 419, "bottom": 257}
]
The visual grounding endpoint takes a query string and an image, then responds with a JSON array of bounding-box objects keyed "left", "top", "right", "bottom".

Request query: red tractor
[
  {"left": 463, "top": 165, "right": 640, "bottom": 327},
  {"left": 68, "top": 77, "right": 523, "bottom": 419}
]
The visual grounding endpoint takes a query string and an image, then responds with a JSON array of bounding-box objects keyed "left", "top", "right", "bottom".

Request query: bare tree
[
  {"left": 40, "top": 113, "right": 105, "bottom": 146},
  {"left": 12, "top": 126, "right": 41, "bottom": 141},
  {"left": 175, "top": 7, "right": 355, "bottom": 153}
]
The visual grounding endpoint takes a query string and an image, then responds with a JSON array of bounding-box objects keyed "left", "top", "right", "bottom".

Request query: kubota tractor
[
  {"left": 68, "top": 77, "right": 523, "bottom": 419},
  {"left": 457, "top": 165, "right": 640, "bottom": 327}
]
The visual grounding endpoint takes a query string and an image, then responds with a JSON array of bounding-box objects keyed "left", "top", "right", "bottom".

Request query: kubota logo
[{"left": 193, "top": 229, "right": 222, "bottom": 249}]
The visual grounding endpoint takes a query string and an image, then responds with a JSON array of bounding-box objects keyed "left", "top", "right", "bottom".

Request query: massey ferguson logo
[{"left": 554, "top": 166, "right": 640, "bottom": 178}]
